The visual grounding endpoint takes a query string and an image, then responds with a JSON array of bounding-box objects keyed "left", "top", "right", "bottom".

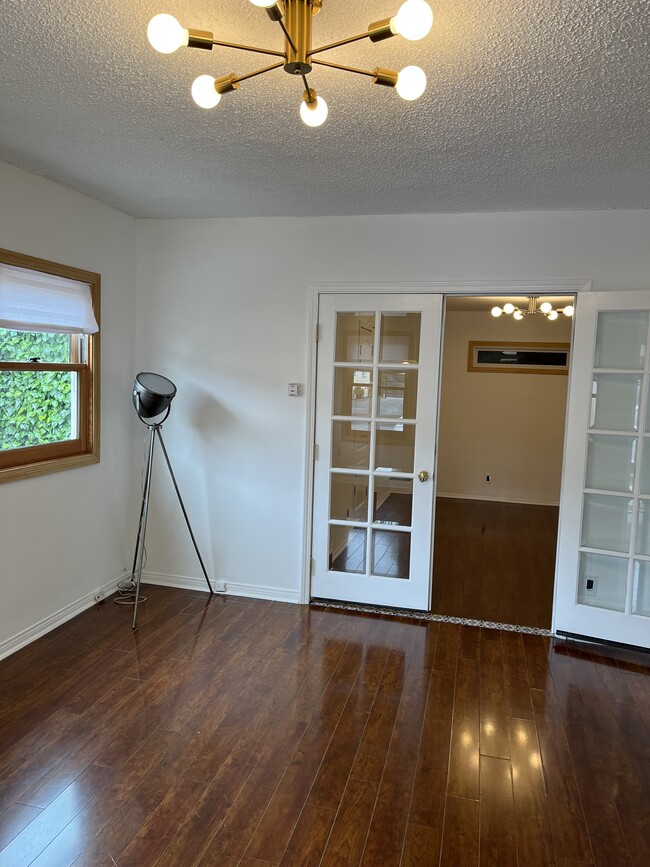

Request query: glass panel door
[
  {"left": 555, "top": 292, "right": 650, "bottom": 647},
  {"left": 312, "top": 294, "right": 442, "bottom": 610}
]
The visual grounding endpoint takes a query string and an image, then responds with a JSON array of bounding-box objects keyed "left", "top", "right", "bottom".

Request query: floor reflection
[{"left": 1, "top": 590, "right": 648, "bottom": 866}]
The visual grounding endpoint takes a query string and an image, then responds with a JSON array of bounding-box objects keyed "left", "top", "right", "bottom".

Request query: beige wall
[{"left": 436, "top": 309, "right": 572, "bottom": 505}]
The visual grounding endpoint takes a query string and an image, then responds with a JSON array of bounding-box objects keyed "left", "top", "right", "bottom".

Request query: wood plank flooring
[
  {"left": 0, "top": 587, "right": 648, "bottom": 866},
  {"left": 432, "top": 498, "right": 559, "bottom": 628}
]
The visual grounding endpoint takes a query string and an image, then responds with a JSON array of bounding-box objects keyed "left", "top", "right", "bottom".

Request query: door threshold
[
  {"left": 310, "top": 598, "right": 553, "bottom": 636},
  {"left": 556, "top": 630, "right": 650, "bottom": 655}
]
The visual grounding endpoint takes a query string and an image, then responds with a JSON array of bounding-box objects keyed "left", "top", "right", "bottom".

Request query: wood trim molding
[{"left": 0, "top": 248, "right": 100, "bottom": 483}]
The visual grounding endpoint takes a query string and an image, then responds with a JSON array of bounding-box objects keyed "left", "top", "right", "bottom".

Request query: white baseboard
[
  {"left": 0, "top": 575, "right": 122, "bottom": 662},
  {"left": 436, "top": 492, "right": 560, "bottom": 507},
  {"left": 141, "top": 571, "right": 301, "bottom": 605}
]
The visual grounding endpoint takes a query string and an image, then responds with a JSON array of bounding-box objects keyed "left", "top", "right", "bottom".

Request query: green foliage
[
  {"left": 0, "top": 328, "right": 70, "bottom": 362},
  {"left": 0, "top": 330, "right": 74, "bottom": 450}
]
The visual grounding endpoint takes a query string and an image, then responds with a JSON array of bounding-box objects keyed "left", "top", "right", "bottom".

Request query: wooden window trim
[{"left": 0, "top": 248, "right": 100, "bottom": 483}]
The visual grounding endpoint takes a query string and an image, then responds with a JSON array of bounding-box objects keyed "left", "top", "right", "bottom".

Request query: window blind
[{"left": 0, "top": 262, "right": 99, "bottom": 334}]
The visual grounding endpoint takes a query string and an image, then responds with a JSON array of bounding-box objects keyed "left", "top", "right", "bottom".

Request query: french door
[
  {"left": 311, "top": 294, "right": 443, "bottom": 610},
  {"left": 555, "top": 291, "right": 650, "bottom": 648}
]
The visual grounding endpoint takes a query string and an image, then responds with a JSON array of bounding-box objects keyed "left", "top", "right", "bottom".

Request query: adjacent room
[
  {"left": 432, "top": 294, "right": 574, "bottom": 629},
  {"left": 1, "top": 2, "right": 649, "bottom": 865}
]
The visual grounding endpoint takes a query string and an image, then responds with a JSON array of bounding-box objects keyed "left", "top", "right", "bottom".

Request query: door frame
[{"left": 301, "top": 279, "right": 592, "bottom": 607}]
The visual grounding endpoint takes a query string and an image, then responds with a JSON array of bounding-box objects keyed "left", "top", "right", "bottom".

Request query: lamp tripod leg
[
  {"left": 131, "top": 426, "right": 157, "bottom": 629},
  {"left": 156, "top": 428, "right": 215, "bottom": 595}
]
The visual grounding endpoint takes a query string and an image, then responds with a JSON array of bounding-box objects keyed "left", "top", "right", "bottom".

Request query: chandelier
[
  {"left": 147, "top": 0, "right": 434, "bottom": 127},
  {"left": 490, "top": 297, "right": 575, "bottom": 322}
]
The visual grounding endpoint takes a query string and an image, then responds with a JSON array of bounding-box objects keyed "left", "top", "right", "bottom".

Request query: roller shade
[{"left": 0, "top": 262, "right": 99, "bottom": 334}]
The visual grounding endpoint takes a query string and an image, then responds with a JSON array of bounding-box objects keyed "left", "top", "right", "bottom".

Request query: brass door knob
[{"left": 418, "top": 470, "right": 430, "bottom": 482}]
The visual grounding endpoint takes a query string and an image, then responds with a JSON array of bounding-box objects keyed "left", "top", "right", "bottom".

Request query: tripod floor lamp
[{"left": 129, "top": 372, "right": 214, "bottom": 629}]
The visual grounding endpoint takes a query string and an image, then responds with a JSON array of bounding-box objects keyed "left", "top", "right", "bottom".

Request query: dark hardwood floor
[
  {"left": 432, "top": 498, "right": 559, "bottom": 628},
  {"left": 330, "top": 496, "right": 558, "bottom": 627},
  {"left": 1, "top": 587, "right": 648, "bottom": 866}
]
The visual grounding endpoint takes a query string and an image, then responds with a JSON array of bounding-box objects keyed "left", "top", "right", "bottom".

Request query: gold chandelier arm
[
  {"left": 231, "top": 61, "right": 285, "bottom": 85},
  {"left": 311, "top": 58, "right": 376, "bottom": 78},
  {"left": 210, "top": 38, "right": 286, "bottom": 58},
  {"left": 309, "top": 18, "right": 395, "bottom": 56},
  {"left": 308, "top": 31, "right": 373, "bottom": 56}
]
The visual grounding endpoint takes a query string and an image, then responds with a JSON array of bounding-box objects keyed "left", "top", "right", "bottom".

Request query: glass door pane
[
  {"left": 580, "top": 494, "right": 632, "bottom": 552},
  {"left": 589, "top": 374, "right": 642, "bottom": 431},
  {"left": 593, "top": 311, "right": 647, "bottom": 369},
  {"left": 379, "top": 312, "right": 421, "bottom": 363},
  {"left": 335, "top": 313, "right": 375, "bottom": 362}
]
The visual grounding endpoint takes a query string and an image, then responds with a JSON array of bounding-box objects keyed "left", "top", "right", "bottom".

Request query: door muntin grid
[
  {"left": 577, "top": 310, "right": 650, "bottom": 615},
  {"left": 328, "top": 310, "right": 420, "bottom": 580}
]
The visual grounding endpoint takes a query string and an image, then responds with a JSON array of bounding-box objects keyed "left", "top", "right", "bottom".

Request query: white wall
[
  {"left": 135, "top": 210, "right": 650, "bottom": 601},
  {"left": 2, "top": 170, "right": 647, "bottom": 653},
  {"left": 0, "top": 162, "right": 137, "bottom": 657},
  {"left": 436, "top": 309, "right": 572, "bottom": 504}
]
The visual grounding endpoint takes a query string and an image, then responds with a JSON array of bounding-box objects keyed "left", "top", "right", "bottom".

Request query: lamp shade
[{"left": 133, "top": 372, "right": 177, "bottom": 422}]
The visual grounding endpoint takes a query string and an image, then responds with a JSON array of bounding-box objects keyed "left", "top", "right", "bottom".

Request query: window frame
[
  {"left": 467, "top": 340, "right": 570, "bottom": 375},
  {"left": 0, "top": 248, "right": 100, "bottom": 483}
]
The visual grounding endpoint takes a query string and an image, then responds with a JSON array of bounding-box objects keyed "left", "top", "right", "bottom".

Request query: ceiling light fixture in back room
[
  {"left": 147, "top": 0, "right": 434, "bottom": 127},
  {"left": 491, "top": 296, "right": 575, "bottom": 321}
]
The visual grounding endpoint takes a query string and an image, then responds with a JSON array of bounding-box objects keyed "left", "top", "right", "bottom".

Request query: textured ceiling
[{"left": 1, "top": 1, "right": 648, "bottom": 218}]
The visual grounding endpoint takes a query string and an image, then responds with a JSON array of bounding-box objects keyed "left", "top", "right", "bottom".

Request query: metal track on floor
[{"left": 310, "top": 598, "right": 553, "bottom": 636}]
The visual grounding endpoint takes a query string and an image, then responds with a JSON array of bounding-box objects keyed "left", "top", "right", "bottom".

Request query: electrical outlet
[
  {"left": 485, "top": 474, "right": 492, "bottom": 484},
  {"left": 213, "top": 581, "right": 227, "bottom": 593}
]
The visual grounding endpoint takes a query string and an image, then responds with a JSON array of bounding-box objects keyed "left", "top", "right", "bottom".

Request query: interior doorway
[{"left": 431, "top": 294, "right": 575, "bottom": 628}]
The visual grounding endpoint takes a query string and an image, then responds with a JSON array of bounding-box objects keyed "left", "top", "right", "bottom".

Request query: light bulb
[
  {"left": 513, "top": 310, "right": 524, "bottom": 320},
  {"left": 395, "top": 66, "right": 427, "bottom": 101},
  {"left": 491, "top": 306, "right": 503, "bottom": 318},
  {"left": 503, "top": 302, "right": 515, "bottom": 315},
  {"left": 192, "top": 75, "right": 221, "bottom": 109},
  {"left": 540, "top": 301, "right": 553, "bottom": 314},
  {"left": 548, "top": 310, "right": 559, "bottom": 321},
  {"left": 390, "top": 0, "right": 434, "bottom": 41},
  {"left": 300, "top": 95, "right": 328, "bottom": 127},
  {"left": 147, "top": 14, "right": 189, "bottom": 54},
  {"left": 563, "top": 304, "right": 574, "bottom": 317},
  {"left": 249, "top": 0, "right": 277, "bottom": 6}
]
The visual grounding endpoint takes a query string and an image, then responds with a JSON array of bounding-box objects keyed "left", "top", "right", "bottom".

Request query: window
[
  {"left": 0, "top": 248, "right": 100, "bottom": 482},
  {"left": 467, "top": 341, "right": 570, "bottom": 375}
]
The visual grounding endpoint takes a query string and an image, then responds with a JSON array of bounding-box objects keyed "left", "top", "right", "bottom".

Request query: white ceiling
[{"left": 1, "top": 1, "right": 648, "bottom": 219}]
